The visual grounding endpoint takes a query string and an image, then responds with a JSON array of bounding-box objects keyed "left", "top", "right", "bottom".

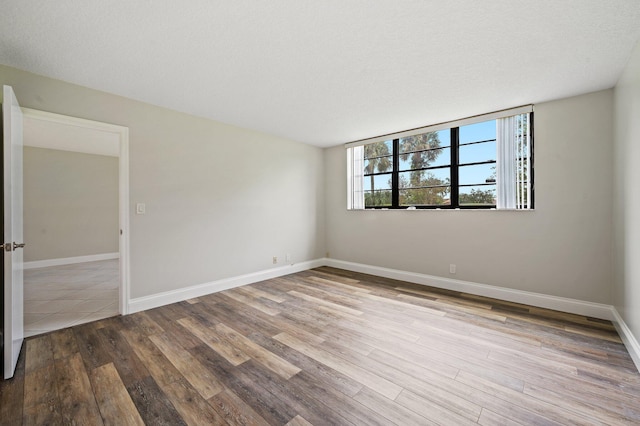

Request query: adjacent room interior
[
  {"left": 22, "top": 115, "right": 121, "bottom": 336},
  {"left": 1, "top": 1, "right": 640, "bottom": 424}
]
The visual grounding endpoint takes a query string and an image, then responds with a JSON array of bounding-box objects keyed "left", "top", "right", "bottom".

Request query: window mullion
[
  {"left": 450, "top": 128, "right": 459, "bottom": 208},
  {"left": 392, "top": 139, "right": 399, "bottom": 208}
]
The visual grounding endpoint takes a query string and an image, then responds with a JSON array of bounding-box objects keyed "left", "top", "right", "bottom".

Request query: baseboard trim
[
  {"left": 128, "top": 259, "right": 326, "bottom": 314},
  {"left": 611, "top": 308, "right": 640, "bottom": 372},
  {"left": 324, "top": 259, "right": 614, "bottom": 320},
  {"left": 24, "top": 252, "right": 120, "bottom": 270}
]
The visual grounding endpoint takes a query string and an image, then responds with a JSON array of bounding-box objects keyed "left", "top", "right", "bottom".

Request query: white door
[{"left": 3, "top": 85, "right": 24, "bottom": 379}]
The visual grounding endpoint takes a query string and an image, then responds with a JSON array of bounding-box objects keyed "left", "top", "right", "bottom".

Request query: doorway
[{"left": 21, "top": 108, "right": 129, "bottom": 336}]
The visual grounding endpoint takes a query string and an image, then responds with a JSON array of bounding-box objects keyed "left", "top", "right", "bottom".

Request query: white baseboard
[
  {"left": 24, "top": 252, "right": 120, "bottom": 270},
  {"left": 324, "top": 259, "right": 614, "bottom": 320},
  {"left": 611, "top": 307, "right": 640, "bottom": 372},
  {"left": 128, "top": 259, "right": 326, "bottom": 314}
]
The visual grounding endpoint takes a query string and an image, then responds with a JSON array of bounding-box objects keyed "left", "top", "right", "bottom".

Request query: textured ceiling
[{"left": 2, "top": 1, "right": 640, "bottom": 147}]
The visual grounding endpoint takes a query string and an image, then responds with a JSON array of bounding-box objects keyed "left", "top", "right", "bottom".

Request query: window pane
[
  {"left": 459, "top": 185, "right": 496, "bottom": 205},
  {"left": 459, "top": 140, "right": 495, "bottom": 165},
  {"left": 400, "top": 187, "right": 451, "bottom": 206},
  {"left": 365, "top": 190, "right": 392, "bottom": 207},
  {"left": 459, "top": 163, "right": 495, "bottom": 186},
  {"left": 364, "top": 156, "right": 393, "bottom": 174},
  {"left": 399, "top": 147, "right": 450, "bottom": 171},
  {"left": 399, "top": 168, "right": 450, "bottom": 206},
  {"left": 459, "top": 120, "right": 496, "bottom": 144},
  {"left": 364, "top": 173, "right": 392, "bottom": 208},
  {"left": 363, "top": 141, "right": 393, "bottom": 175},
  {"left": 364, "top": 173, "right": 392, "bottom": 192}
]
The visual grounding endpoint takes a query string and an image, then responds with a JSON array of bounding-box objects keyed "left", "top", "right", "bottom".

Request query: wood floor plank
[
  {"left": 23, "top": 363, "right": 63, "bottom": 424},
  {"left": 273, "top": 331, "right": 403, "bottom": 400},
  {"left": 353, "top": 386, "right": 438, "bottom": 426},
  {"left": 236, "top": 285, "right": 287, "bottom": 303},
  {"left": 285, "top": 415, "right": 314, "bottom": 426},
  {"left": 54, "top": 353, "right": 104, "bottom": 425},
  {"left": 223, "top": 288, "right": 281, "bottom": 316},
  {"left": 235, "top": 359, "right": 352, "bottom": 426},
  {"left": 207, "top": 389, "right": 270, "bottom": 426},
  {"left": 247, "top": 331, "right": 365, "bottom": 398},
  {"left": 396, "top": 388, "right": 479, "bottom": 425},
  {"left": 288, "top": 289, "right": 364, "bottom": 316},
  {"left": 478, "top": 408, "right": 524, "bottom": 426},
  {"left": 73, "top": 321, "right": 114, "bottom": 371},
  {"left": 120, "top": 310, "right": 165, "bottom": 335},
  {"left": 50, "top": 328, "right": 80, "bottom": 360},
  {"left": 5, "top": 266, "right": 639, "bottom": 425},
  {"left": 190, "top": 343, "right": 296, "bottom": 425},
  {"left": 455, "top": 370, "right": 604, "bottom": 426},
  {"left": 178, "top": 316, "right": 251, "bottom": 366},
  {"left": 98, "top": 324, "right": 150, "bottom": 387},
  {"left": 149, "top": 332, "right": 225, "bottom": 399},
  {"left": 127, "top": 376, "right": 187, "bottom": 426},
  {"left": 145, "top": 305, "right": 205, "bottom": 349},
  {"left": 120, "top": 328, "right": 185, "bottom": 388},
  {"left": 90, "top": 362, "right": 145, "bottom": 426},
  {"left": 214, "top": 322, "right": 301, "bottom": 379},
  {"left": 25, "top": 334, "right": 54, "bottom": 373},
  {"left": 162, "top": 378, "right": 229, "bottom": 426}
]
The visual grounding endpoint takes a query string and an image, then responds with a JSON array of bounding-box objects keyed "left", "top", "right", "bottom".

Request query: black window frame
[{"left": 362, "top": 113, "right": 534, "bottom": 210}]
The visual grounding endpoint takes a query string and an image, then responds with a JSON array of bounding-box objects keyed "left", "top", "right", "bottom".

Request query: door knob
[{"left": 12, "top": 242, "right": 25, "bottom": 250}]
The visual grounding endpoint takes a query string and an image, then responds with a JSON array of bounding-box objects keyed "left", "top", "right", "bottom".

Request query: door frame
[{"left": 22, "top": 108, "right": 130, "bottom": 315}]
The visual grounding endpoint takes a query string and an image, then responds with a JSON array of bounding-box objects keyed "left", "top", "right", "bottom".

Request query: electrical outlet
[
  {"left": 285, "top": 253, "right": 291, "bottom": 263},
  {"left": 326, "top": 251, "right": 330, "bottom": 258},
  {"left": 449, "top": 264, "right": 456, "bottom": 274},
  {"left": 272, "top": 256, "right": 278, "bottom": 264}
]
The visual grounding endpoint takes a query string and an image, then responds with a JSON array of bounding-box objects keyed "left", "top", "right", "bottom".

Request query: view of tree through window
[
  {"left": 353, "top": 110, "right": 533, "bottom": 210},
  {"left": 399, "top": 130, "right": 450, "bottom": 206},
  {"left": 364, "top": 141, "right": 393, "bottom": 206}
]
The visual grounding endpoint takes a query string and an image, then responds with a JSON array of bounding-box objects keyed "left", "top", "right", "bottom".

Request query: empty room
[{"left": 1, "top": 1, "right": 640, "bottom": 425}]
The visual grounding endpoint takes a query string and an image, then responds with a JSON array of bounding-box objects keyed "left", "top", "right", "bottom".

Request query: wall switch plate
[{"left": 136, "top": 203, "right": 146, "bottom": 215}]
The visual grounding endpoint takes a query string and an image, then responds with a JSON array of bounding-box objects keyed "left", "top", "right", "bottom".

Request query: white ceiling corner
[{"left": 2, "top": 0, "right": 639, "bottom": 148}]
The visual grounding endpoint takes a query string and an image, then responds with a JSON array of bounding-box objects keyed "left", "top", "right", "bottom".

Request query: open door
[{"left": 3, "top": 85, "right": 25, "bottom": 379}]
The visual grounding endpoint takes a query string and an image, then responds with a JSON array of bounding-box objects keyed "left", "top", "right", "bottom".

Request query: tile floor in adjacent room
[{"left": 23, "top": 259, "right": 119, "bottom": 337}]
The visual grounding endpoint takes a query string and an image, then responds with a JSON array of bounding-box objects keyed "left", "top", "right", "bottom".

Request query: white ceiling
[{"left": 2, "top": 1, "right": 639, "bottom": 148}]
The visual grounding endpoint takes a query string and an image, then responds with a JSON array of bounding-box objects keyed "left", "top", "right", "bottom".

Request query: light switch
[{"left": 136, "top": 203, "right": 146, "bottom": 215}]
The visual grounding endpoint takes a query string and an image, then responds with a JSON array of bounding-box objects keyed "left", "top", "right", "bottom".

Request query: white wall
[
  {"left": 613, "top": 40, "right": 640, "bottom": 343},
  {"left": 23, "top": 146, "right": 119, "bottom": 261},
  {"left": 325, "top": 90, "right": 613, "bottom": 304},
  {"left": 1, "top": 65, "right": 325, "bottom": 299}
]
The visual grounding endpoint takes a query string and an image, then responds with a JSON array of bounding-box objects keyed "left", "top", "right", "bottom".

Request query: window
[{"left": 347, "top": 107, "right": 533, "bottom": 210}]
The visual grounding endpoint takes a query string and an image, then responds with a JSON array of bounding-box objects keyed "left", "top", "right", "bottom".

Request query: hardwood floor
[{"left": 2, "top": 266, "right": 639, "bottom": 425}]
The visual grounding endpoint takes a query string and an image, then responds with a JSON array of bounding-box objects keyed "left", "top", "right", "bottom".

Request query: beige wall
[
  {"left": 325, "top": 90, "right": 613, "bottom": 304},
  {"left": 613, "top": 40, "right": 640, "bottom": 342},
  {"left": 0, "top": 64, "right": 326, "bottom": 299},
  {"left": 23, "top": 147, "right": 119, "bottom": 261}
]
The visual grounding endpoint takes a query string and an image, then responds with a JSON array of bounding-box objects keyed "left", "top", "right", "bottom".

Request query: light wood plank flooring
[
  {"left": 2, "top": 267, "right": 639, "bottom": 425},
  {"left": 24, "top": 260, "right": 119, "bottom": 337}
]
